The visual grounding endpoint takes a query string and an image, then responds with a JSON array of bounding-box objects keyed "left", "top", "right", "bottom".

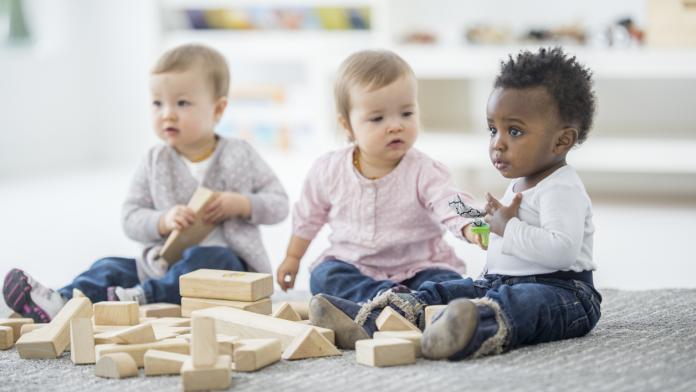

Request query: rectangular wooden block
[
  {"left": 70, "top": 318, "right": 96, "bottom": 364},
  {"left": 95, "top": 338, "right": 189, "bottom": 368},
  {"left": 0, "top": 326, "right": 13, "bottom": 350},
  {"left": 144, "top": 349, "right": 190, "bottom": 376},
  {"left": 160, "top": 187, "right": 216, "bottom": 264},
  {"left": 425, "top": 305, "right": 447, "bottom": 328},
  {"left": 191, "top": 316, "right": 218, "bottom": 368},
  {"left": 181, "top": 297, "right": 272, "bottom": 317},
  {"left": 139, "top": 303, "right": 181, "bottom": 318},
  {"left": 180, "top": 269, "right": 273, "bottom": 302},
  {"left": 0, "top": 318, "right": 34, "bottom": 343},
  {"left": 192, "top": 306, "right": 334, "bottom": 350},
  {"left": 374, "top": 330, "right": 422, "bottom": 357},
  {"left": 355, "top": 338, "right": 416, "bottom": 367},
  {"left": 181, "top": 355, "right": 231, "bottom": 391},
  {"left": 15, "top": 297, "right": 92, "bottom": 359},
  {"left": 94, "top": 302, "right": 139, "bottom": 326},
  {"left": 233, "top": 338, "right": 281, "bottom": 372}
]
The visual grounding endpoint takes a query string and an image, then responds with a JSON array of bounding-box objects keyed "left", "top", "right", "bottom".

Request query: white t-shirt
[
  {"left": 486, "top": 165, "right": 596, "bottom": 276},
  {"left": 182, "top": 153, "right": 228, "bottom": 249}
]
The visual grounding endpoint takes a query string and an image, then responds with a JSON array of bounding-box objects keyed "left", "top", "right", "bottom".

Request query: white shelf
[
  {"left": 417, "top": 133, "right": 696, "bottom": 175},
  {"left": 393, "top": 45, "right": 696, "bottom": 79}
]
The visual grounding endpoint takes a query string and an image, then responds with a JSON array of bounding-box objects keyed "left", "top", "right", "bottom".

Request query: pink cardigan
[{"left": 293, "top": 146, "right": 476, "bottom": 282}]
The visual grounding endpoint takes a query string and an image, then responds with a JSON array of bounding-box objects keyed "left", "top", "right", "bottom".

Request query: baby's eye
[
  {"left": 402, "top": 111, "right": 413, "bottom": 118},
  {"left": 488, "top": 126, "right": 497, "bottom": 136},
  {"left": 369, "top": 116, "right": 383, "bottom": 122},
  {"left": 152, "top": 100, "right": 161, "bottom": 108},
  {"left": 509, "top": 127, "right": 523, "bottom": 137},
  {"left": 177, "top": 100, "right": 191, "bottom": 107}
]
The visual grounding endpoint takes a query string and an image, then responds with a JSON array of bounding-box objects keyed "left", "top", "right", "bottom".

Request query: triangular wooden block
[
  {"left": 272, "top": 302, "right": 302, "bottom": 322},
  {"left": 282, "top": 327, "right": 341, "bottom": 360},
  {"left": 375, "top": 307, "right": 421, "bottom": 332}
]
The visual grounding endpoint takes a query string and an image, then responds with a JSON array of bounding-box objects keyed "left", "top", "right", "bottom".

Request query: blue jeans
[
  {"left": 310, "top": 259, "right": 463, "bottom": 303},
  {"left": 57, "top": 246, "right": 247, "bottom": 304},
  {"left": 416, "top": 274, "right": 602, "bottom": 354}
]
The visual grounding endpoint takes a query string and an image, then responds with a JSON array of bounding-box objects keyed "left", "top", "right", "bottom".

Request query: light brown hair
[
  {"left": 152, "top": 44, "right": 230, "bottom": 99},
  {"left": 334, "top": 50, "right": 415, "bottom": 130}
]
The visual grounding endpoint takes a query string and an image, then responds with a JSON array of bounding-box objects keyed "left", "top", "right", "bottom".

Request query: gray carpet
[{"left": 2, "top": 289, "right": 695, "bottom": 392}]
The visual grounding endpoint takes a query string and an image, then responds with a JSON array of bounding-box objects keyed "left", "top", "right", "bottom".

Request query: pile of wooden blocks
[{"left": 0, "top": 269, "right": 441, "bottom": 390}]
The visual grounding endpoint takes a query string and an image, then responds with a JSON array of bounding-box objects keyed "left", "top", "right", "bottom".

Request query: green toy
[{"left": 470, "top": 223, "right": 490, "bottom": 247}]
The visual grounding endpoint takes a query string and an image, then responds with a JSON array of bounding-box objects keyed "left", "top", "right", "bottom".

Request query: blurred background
[{"left": 1, "top": 0, "right": 695, "bottom": 310}]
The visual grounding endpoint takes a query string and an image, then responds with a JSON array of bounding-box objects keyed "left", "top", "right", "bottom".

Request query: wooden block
[
  {"left": 139, "top": 303, "right": 181, "bottom": 318},
  {"left": 95, "top": 352, "right": 138, "bottom": 379},
  {"left": 179, "top": 334, "right": 238, "bottom": 356},
  {"left": 152, "top": 325, "right": 191, "bottom": 341},
  {"left": 93, "top": 302, "right": 139, "bottom": 326},
  {"left": 0, "top": 318, "right": 34, "bottom": 343},
  {"left": 20, "top": 323, "right": 46, "bottom": 336},
  {"left": 182, "top": 296, "right": 272, "bottom": 317},
  {"left": 147, "top": 317, "right": 191, "bottom": 327},
  {"left": 8, "top": 312, "right": 22, "bottom": 319},
  {"left": 95, "top": 338, "right": 189, "bottom": 368},
  {"left": 192, "top": 306, "right": 334, "bottom": 350},
  {"left": 0, "top": 326, "right": 13, "bottom": 350},
  {"left": 191, "top": 316, "right": 218, "bottom": 368},
  {"left": 72, "top": 288, "right": 86, "bottom": 298},
  {"left": 375, "top": 307, "right": 421, "bottom": 332},
  {"left": 101, "top": 323, "right": 156, "bottom": 345},
  {"left": 70, "top": 318, "right": 95, "bottom": 364},
  {"left": 374, "top": 330, "right": 423, "bottom": 357},
  {"left": 160, "top": 187, "right": 216, "bottom": 264},
  {"left": 144, "top": 349, "right": 190, "bottom": 376},
  {"left": 282, "top": 327, "right": 341, "bottom": 360},
  {"left": 15, "top": 297, "right": 92, "bottom": 359},
  {"left": 180, "top": 269, "right": 273, "bottom": 302},
  {"left": 233, "top": 338, "right": 281, "bottom": 372},
  {"left": 181, "top": 355, "right": 231, "bottom": 391},
  {"left": 355, "top": 338, "right": 416, "bottom": 367},
  {"left": 272, "top": 302, "right": 302, "bottom": 322},
  {"left": 424, "top": 305, "right": 447, "bottom": 328},
  {"left": 288, "top": 301, "right": 309, "bottom": 320}
]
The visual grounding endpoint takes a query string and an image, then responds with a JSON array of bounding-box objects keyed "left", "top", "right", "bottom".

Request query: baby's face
[
  {"left": 150, "top": 67, "right": 225, "bottom": 150},
  {"left": 345, "top": 75, "right": 419, "bottom": 166},
  {"left": 486, "top": 86, "right": 565, "bottom": 181}
]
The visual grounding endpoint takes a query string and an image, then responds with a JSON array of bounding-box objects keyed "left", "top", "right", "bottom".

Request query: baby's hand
[
  {"left": 203, "top": 192, "right": 251, "bottom": 224},
  {"left": 160, "top": 205, "right": 196, "bottom": 235},
  {"left": 276, "top": 256, "right": 300, "bottom": 292},
  {"left": 485, "top": 192, "right": 522, "bottom": 236},
  {"left": 463, "top": 223, "right": 487, "bottom": 250}
]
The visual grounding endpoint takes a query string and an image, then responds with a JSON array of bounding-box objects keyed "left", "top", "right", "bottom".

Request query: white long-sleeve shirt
[{"left": 486, "top": 165, "right": 596, "bottom": 276}]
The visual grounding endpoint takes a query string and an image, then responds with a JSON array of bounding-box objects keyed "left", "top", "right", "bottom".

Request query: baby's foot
[
  {"left": 421, "top": 298, "right": 478, "bottom": 359},
  {"left": 107, "top": 285, "right": 146, "bottom": 304},
  {"left": 2, "top": 268, "right": 67, "bottom": 323},
  {"left": 309, "top": 290, "right": 426, "bottom": 349}
]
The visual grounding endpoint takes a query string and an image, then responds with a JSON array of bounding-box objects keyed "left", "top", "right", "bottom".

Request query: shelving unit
[{"left": 155, "top": 0, "right": 696, "bottom": 197}]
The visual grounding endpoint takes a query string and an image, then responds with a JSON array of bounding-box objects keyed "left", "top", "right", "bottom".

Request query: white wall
[{"left": 0, "top": 0, "right": 158, "bottom": 178}]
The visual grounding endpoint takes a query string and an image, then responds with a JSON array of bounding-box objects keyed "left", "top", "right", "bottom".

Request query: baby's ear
[
  {"left": 554, "top": 127, "right": 578, "bottom": 154},
  {"left": 214, "top": 96, "right": 228, "bottom": 122},
  {"left": 338, "top": 115, "right": 354, "bottom": 141}
]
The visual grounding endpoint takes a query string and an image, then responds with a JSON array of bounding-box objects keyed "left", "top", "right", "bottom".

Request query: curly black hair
[{"left": 494, "top": 47, "right": 596, "bottom": 144}]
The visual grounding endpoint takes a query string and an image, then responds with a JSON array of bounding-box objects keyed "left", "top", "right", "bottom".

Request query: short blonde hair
[
  {"left": 152, "top": 44, "right": 230, "bottom": 99},
  {"left": 334, "top": 50, "right": 415, "bottom": 128}
]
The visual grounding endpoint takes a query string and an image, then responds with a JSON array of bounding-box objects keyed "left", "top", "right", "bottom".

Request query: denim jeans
[
  {"left": 58, "top": 246, "right": 247, "bottom": 304},
  {"left": 310, "top": 259, "right": 463, "bottom": 303},
  {"left": 416, "top": 274, "right": 602, "bottom": 353}
]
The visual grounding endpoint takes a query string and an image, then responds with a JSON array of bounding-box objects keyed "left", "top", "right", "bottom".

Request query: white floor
[{"left": 1, "top": 162, "right": 695, "bottom": 316}]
